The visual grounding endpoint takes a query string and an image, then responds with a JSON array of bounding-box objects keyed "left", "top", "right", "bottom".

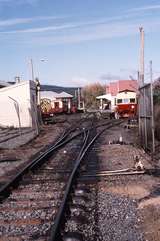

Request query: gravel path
[{"left": 97, "top": 188, "right": 145, "bottom": 241}]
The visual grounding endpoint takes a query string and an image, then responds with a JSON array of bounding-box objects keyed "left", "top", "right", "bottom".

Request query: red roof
[{"left": 106, "top": 80, "right": 138, "bottom": 96}]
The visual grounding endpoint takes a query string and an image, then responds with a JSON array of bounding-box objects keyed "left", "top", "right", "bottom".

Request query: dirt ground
[{"left": 97, "top": 123, "right": 160, "bottom": 241}]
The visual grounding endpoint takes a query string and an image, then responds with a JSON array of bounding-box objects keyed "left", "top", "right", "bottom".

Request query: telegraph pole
[
  {"left": 138, "top": 27, "right": 145, "bottom": 141},
  {"left": 30, "top": 58, "right": 35, "bottom": 81},
  {"left": 139, "top": 27, "right": 144, "bottom": 87},
  {"left": 150, "top": 60, "right": 155, "bottom": 155},
  {"left": 78, "top": 87, "right": 81, "bottom": 109}
]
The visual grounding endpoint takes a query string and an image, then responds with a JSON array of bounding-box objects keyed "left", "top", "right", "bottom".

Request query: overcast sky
[{"left": 0, "top": 0, "right": 160, "bottom": 86}]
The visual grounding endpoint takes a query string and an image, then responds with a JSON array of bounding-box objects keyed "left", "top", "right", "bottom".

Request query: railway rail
[{"left": 0, "top": 118, "right": 123, "bottom": 240}]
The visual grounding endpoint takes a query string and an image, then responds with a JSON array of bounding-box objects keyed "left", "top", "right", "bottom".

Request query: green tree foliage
[{"left": 82, "top": 82, "right": 105, "bottom": 108}]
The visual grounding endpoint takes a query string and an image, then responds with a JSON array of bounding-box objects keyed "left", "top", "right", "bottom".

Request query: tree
[{"left": 82, "top": 82, "right": 105, "bottom": 108}]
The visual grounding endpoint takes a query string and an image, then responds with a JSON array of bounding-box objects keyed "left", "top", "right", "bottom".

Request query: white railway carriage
[{"left": 116, "top": 90, "right": 137, "bottom": 118}]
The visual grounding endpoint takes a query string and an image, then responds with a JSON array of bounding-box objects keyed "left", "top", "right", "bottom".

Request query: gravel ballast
[{"left": 97, "top": 186, "right": 145, "bottom": 241}]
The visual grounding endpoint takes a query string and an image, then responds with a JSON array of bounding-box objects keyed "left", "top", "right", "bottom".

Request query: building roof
[
  {"left": 40, "top": 91, "right": 58, "bottom": 99},
  {"left": 118, "top": 89, "right": 135, "bottom": 93},
  {"left": 0, "top": 80, "right": 11, "bottom": 88},
  {"left": 40, "top": 90, "right": 73, "bottom": 100},
  {"left": 96, "top": 94, "right": 113, "bottom": 102},
  {"left": 41, "top": 84, "right": 78, "bottom": 96},
  {"left": 106, "top": 80, "right": 138, "bottom": 96},
  {"left": 57, "top": 91, "right": 73, "bottom": 98},
  {"left": 0, "top": 80, "right": 35, "bottom": 93}
]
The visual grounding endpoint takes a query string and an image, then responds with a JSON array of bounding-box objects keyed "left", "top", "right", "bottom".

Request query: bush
[{"left": 82, "top": 83, "right": 105, "bottom": 109}]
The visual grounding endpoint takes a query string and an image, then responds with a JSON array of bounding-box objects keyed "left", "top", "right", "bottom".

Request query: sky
[{"left": 0, "top": 0, "right": 160, "bottom": 87}]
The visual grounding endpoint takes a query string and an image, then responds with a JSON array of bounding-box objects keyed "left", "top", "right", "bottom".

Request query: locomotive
[{"left": 116, "top": 90, "right": 137, "bottom": 118}]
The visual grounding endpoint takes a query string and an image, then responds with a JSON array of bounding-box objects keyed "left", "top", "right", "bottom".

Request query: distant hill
[
  {"left": 41, "top": 84, "right": 79, "bottom": 96},
  {"left": 7, "top": 82, "right": 79, "bottom": 96}
]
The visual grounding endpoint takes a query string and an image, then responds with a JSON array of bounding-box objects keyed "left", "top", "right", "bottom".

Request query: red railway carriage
[{"left": 116, "top": 90, "right": 137, "bottom": 118}]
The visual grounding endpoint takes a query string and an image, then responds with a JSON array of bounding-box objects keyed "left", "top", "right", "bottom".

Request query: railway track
[{"left": 0, "top": 118, "right": 122, "bottom": 241}]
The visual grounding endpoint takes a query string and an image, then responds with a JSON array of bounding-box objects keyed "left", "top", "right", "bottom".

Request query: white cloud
[
  {"left": 0, "top": 17, "right": 34, "bottom": 26},
  {"left": 0, "top": 14, "right": 128, "bottom": 32},
  {"left": 1, "top": 8, "right": 160, "bottom": 46},
  {"left": 1, "top": 3, "right": 157, "bottom": 35},
  {"left": 0, "top": 19, "right": 151, "bottom": 46},
  {"left": 0, "top": 15, "right": 65, "bottom": 27},
  {"left": 0, "top": 0, "right": 12, "bottom": 2},
  {"left": 70, "top": 77, "right": 91, "bottom": 87},
  {"left": 2, "top": 23, "right": 81, "bottom": 33},
  {"left": 128, "top": 4, "right": 160, "bottom": 12},
  {"left": 35, "top": 16, "right": 160, "bottom": 45},
  {"left": 100, "top": 74, "right": 121, "bottom": 81},
  {"left": 50, "top": 77, "right": 91, "bottom": 87},
  {"left": 23, "top": 21, "right": 138, "bottom": 45},
  {"left": 0, "top": 11, "right": 144, "bottom": 33},
  {"left": 0, "top": 0, "right": 39, "bottom": 4}
]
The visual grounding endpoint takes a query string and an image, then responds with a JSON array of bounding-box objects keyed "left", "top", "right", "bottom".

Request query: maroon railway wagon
[{"left": 40, "top": 98, "right": 78, "bottom": 119}]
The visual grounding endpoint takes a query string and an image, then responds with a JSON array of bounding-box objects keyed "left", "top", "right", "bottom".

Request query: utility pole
[
  {"left": 78, "top": 87, "right": 81, "bottom": 109},
  {"left": 138, "top": 27, "right": 145, "bottom": 142},
  {"left": 150, "top": 60, "right": 155, "bottom": 155},
  {"left": 139, "top": 27, "right": 145, "bottom": 87},
  {"left": 30, "top": 58, "right": 35, "bottom": 81},
  {"left": 15, "top": 76, "right": 20, "bottom": 83}
]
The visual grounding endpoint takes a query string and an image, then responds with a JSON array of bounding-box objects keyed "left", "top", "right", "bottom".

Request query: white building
[
  {"left": 0, "top": 80, "right": 38, "bottom": 129},
  {"left": 96, "top": 93, "right": 116, "bottom": 112}
]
